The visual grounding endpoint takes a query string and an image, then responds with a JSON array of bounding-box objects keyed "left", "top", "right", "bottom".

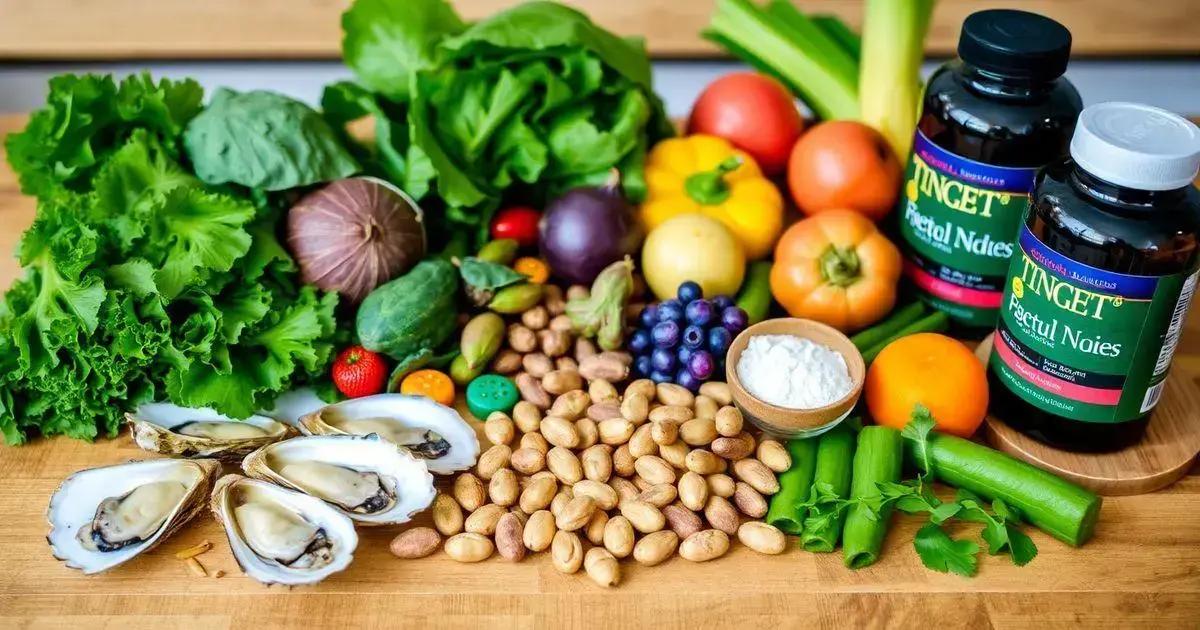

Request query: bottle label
[
  {"left": 989, "top": 225, "right": 1198, "bottom": 423},
  {"left": 898, "top": 129, "right": 1038, "bottom": 327}
]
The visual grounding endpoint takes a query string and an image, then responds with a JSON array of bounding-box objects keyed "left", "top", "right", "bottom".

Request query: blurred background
[{"left": 1, "top": 0, "right": 1197, "bottom": 118}]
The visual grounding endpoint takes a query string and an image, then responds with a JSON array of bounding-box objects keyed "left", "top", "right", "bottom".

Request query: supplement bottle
[
  {"left": 989, "top": 103, "right": 1200, "bottom": 451},
  {"left": 897, "top": 9, "right": 1082, "bottom": 334}
]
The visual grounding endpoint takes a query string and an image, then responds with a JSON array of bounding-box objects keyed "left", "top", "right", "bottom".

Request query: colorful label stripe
[
  {"left": 994, "top": 326, "right": 1123, "bottom": 406},
  {"left": 1018, "top": 227, "right": 1159, "bottom": 299},
  {"left": 913, "top": 130, "right": 1037, "bottom": 194},
  {"left": 904, "top": 260, "right": 1003, "bottom": 309}
]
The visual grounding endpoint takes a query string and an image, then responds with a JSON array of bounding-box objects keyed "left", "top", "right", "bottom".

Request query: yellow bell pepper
[{"left": 641, "top": 134, "right": 784, "bottom": 260}]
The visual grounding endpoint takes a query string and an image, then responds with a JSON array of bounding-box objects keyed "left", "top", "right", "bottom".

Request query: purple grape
[
  {"left": 649, "top": 369, "right": 674, "bottom": 384},
  {"left": 639, "top": 304, "right": 659, "bottom": 328},
  {"left": 677, "top": 281, "right": 703, "bottom": 303},
  {"left": 674, "top": 368, "right": 702, "bottom": 392},
  {"left": 627, "top": 329, "right": 652, "bottom": 355},
  {"left": 676, "top": 345, "right": 694, "bottom": 365},
  {"left": 657, "top": 299, "right": 684, "bottom": 323},
  {"left": 650, "top": 347, "right": 677, "bottom": 373},
  {"left": 633, "top": 355, "right": 652, "bottom": 378},
  {"left": 651, "top": 320, "right": 680, "bottom": 348},
  {"left": 721, "top": 306, "right": 749, "bottom": 333},
  {"left": 681, "top": 324, "right": 705, "bottom": 349},
  {"left": 687, "top": 350, "right": 715, "bottom": 381},
  {"left": 712, "top": 295, "right": 734, "bottom": 310},
  {"left": 707, "top": 326, "right": 733, "bottom": 354},
  {"left": 684, "top": 299, "right": 713, "bottom": 326}
]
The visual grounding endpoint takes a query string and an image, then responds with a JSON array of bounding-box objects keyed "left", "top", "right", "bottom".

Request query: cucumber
[
  {"left": 842, "top": 426, "right": 903, "bottom": 568},
  {"left": 735, "top": 260, "right": 773, "bottom": 324},
  {"left": 906, "top": 433, "right": 1102, "bottom": 547},
  {"left": 765, "top": 437, "right": 819, "bottom": 535},
  {"left": 800, "top": 425, "right": 856, "bottom": 552}
]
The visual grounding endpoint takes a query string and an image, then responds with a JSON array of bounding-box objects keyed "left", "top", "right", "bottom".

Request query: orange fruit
[{"left": 864, "top": 333, "right": 988, "bottom": 437}]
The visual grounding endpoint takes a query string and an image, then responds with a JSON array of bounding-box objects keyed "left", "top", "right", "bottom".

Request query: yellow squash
[{"left": 641, "top": 135, "right": 784, "bottom": 260}]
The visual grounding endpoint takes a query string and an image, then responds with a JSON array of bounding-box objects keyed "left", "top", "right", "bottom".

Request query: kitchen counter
[{"left": 0, "top": 114, "right": 1197, "bottom": 629}]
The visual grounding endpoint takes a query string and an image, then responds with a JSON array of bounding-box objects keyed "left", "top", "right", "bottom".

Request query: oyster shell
[
  {"left": 298, "top": 394, "right": 479, "bottom": 474},
  {"left": 242, "top": 434, "right": 436, "bottom": 525},
  {"left": 210, "top": 474, "right": 357, "bottom": 586},
  {"left": 47, "top": 459, "right": 219, "bottom": 574},
  {"left": 128, "top": 402, "right": 297, "bottom": 463}
]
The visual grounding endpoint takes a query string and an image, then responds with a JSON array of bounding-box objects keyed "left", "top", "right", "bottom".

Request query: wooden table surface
[{"left": 0, "top": 113, "right": 1197, "bottom": 629}]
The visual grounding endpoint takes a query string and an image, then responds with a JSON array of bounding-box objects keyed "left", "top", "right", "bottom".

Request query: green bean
[
  {"left": 842, "top": 426, "right": 903, "bottom": 569},
  {"left": 765, "top": 437, "right": 819, "bottom": 535},
  {"left": 800, "top": 425, "right": 856, "bottom": 552}
]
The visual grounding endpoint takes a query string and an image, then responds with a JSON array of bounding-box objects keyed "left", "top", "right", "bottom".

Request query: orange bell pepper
[{"left": 770, "top": 209, "right": 902, "bottom": 332}]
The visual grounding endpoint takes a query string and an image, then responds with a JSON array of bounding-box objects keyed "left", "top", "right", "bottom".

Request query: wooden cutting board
[{"left": 0, "top": 114, "right": 1198, "bottom": 629}]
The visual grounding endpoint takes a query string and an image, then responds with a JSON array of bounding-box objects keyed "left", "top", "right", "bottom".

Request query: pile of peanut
[
  {"left": 390, "top": 378, "right": 793, "bottom": 588},
  {"left": 486, "top": 283, "right": 637, "bottom": 408}
]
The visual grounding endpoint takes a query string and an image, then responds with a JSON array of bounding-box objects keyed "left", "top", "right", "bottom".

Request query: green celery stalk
[
  {"left": 811, "top": 15, "right": 861, "bottom": 63},
  {"left": 858, "top": 0, "right": 936, "bottom": 159},
  {"left": 800, "top": 425, "right": 856, "bottom": 552},
  {"left": 861, "top": 311, "right": 949, "bottom": 364},
  {"left": 766, "top": 438, "right": 820, "bottom": 535},
  {"left": 842, "top": 426, "right": 903, "bottom": 568},
  {"left": 850, "top": 302, "right": 925, "bottom": 351},
  {"left": 706, "top": 0, "right": 859, "bottom": 120}
]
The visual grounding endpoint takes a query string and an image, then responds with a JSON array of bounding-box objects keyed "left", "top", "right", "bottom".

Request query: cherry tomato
[
  {"left": 687, "top": 73, "right": 806, "bottom": 176},
  {"left": 490, "top": 206, "right": 541, "bottom": 247}
]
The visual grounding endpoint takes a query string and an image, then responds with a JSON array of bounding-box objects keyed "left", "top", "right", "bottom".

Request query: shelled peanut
[{"left": 392, "top": 378, "right": 791, "bottom": 588}]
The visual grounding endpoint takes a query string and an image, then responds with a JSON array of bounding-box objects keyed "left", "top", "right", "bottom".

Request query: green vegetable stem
[
  {"left": 735, "top": 260, "right": 773, "bottom": 325},
  {"left": 765, "top": 437, "right": 819, "bottom": 535},
  {"left": 842, "top": 426, "right": 903, "bottom": 569},
  {"left": 800, "top": 426, "right": 856, "bottom": 552},
  {"left": 850, "top": 302, "right": 925, "bottom": 351},
  {"left": 860, "top": 311, "right": 949, "bottom": 364}
]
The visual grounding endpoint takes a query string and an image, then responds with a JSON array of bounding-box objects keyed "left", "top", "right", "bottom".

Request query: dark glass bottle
[
  {"left": 897, "top": 9, "right": 1083, "bottom": 336},
  {"left": 989, "top": 103, "right": 1200, "bottom": 451}
]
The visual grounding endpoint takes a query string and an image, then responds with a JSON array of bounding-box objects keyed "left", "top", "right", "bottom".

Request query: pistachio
[
  {"left": 461, "top": 312, "right": 505, "bottom": 369},
  {"left": 389, "top": 527, "right": 441, "bottom": 559},
  {"left": 757, "top": 439, "right": 792, "bottom": 473},
  {"left": 495, "top": 512, "right": 526, "bottom": 562},
  {"left": 518, "top": 475, "right": 558, "bottom": 513},
  {"left": 523, "top": 510, "right": 557, "bottom": 552},
  {"left": 551, "top": 531, "right": 584, "bottom": 574},
  {"left": 677, "top": 471, "right": 709, "bottom": 511},
  {"left": 511, "top": 447, "right": 546, "bottom": 475},
  {"left": 464, "top": 504, "right": 506, "bottom": 536},
  {"left": 603, "top": 515, "right": 635, "bottom": 558},
  {"left": 737, "top": 521, "right": 787, "bottom": 555},
  {"left": 512, "top": 401, "right": 543, "bottom": 433},
  {"left": 444, "top": 533, "right": 494, "bottom": 563},
  {"left": 732, "top": 458, "right": 780, "bottom": 495},
  {"left": 662, "top": 502, "right": 704, "bottom": 540},
  {"left": 452, "top": 473, "right": 487, "bottom": 513},
  {"left": 546, "top": 446, "right": 583, "bottom": 484},
  {"left": 699, "top": 382, "right": 733, "bottom": 406},
  {"left": 476, "top": 444, "right": 512, "bottom": 480},
  {"left": 540, "top": 416, "right": 581, "bottom": 449},
  {"left": 620, "top": 500, "right": 666, "bottom": 534},
  {"left": 431, "top": 493, "right": 464, "bottom": 536},
  {"left": 632, "top": 530, "right": 679, "bottom": 566},
  {"left": 573, "top": 480, "right": 619, "bottom": 511},
  {"left": 679, "top": 529, "right": 730, "bottom": 562},
  {"left": 714, "top": 406, "right": 743, "bottom": 437},
  {"left": 489, "top": 283, "right": 544, "bottom": 314},
  {"left": 656, "top": 382, "right": 695, "bottom": 407},
  {"left": 580, "top": 444, "right": 613, "bottom": 482},
  {"left": 704, "top": 495, "right": 740, "bottom": 535},
  {"left": 732, "top": 481, "right": 768, "bottom": 518},
  {"left": 483, "top": 412, "right": 516, "bottom": 446},
  {"left": 488, "top": 468, "right": 519, "bottom": 507},
  {"left": 584, "top": 547, "right": 621, "bottom": 587}
]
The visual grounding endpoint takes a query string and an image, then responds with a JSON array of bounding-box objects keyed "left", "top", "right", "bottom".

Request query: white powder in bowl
[{"left": 735, "top": 334, "right": 852, "bottom": 409}]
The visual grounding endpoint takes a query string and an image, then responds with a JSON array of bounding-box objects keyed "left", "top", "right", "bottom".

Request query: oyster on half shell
[
  {"left": 242, "top": 434, "right": 435, "bottom": 525},
  {"left": 298, "top": 394, "right": 479, "bottom": 474},
  {"left": 128, "top": 402, "right": 297, "bottom": 463},
  {"left": 210, "top": 474, "right": 357, "bottom": 586},
  {"left": 47, "top": 459, "right": 220, "bottom": 574}
]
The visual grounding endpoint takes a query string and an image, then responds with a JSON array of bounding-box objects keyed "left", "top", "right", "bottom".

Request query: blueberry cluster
[{"left": 628, "top": 281, "right": 750, "bottom": 390}]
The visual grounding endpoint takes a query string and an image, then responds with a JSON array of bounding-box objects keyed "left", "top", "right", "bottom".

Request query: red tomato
[
  {"left": 687, "top": 72, "right": 806, "bottom": 175},
  {"left": 787, "top": 121, "right": 902, "bottom": 222},
  {"left": 490, "top": 206, "right": 541, "bottom": 247}
]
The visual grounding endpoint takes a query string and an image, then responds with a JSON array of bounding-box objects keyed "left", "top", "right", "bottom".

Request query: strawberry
[{"left": 331, "top": 346, "right": 388, "bottom": 398}]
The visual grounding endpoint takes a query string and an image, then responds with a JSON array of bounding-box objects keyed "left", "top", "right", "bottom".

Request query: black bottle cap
[{"left": 958, "top": 9, "right": 1072, "bottom": 81}]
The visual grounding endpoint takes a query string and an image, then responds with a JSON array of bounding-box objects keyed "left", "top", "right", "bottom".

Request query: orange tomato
[
  {"left": 865, "top": 333, "right": 988, "bottom": 437},
  {"left": 400, "top": 369, "right": 456, "bottom": 407},
  {"left": 787, "top": 120, "right": 902, "bottom": 221},
  {"left": 769, "top": 209, "right": 902, "bottom": 332}
]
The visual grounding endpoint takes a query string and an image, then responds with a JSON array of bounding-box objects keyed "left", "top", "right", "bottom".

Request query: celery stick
[
  {"left": 850, "top": 302, "right": 925, "bottom": 352},
  {"left": 861, "top": 311, "right": 949, "bottom": 364},
  {"left": 906, "top": 433, "right": 1102, "bottom": 546},
  {"left": 706, "top": 0, "right": 859, "bottom": 120},
  {"left": 800, "top": 426, "right": 856, "bottom": 552},
  {"left": 858, "top": 0, "right": 936, "bottom": 159},
  {"left": 766, "top": 438, "right": 819, "bottom": 535},
  {"left": 811, "top": 15, "right": 861, "bottom": 63},
  {"left": 842, "top": 426, "right": 903, "bottom": 568}
]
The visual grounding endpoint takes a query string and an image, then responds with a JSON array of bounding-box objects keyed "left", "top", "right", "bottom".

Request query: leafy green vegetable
[
  {"left": 913, "top": 523, "right": 980, "bottom": 577},
  {"left": 184, "top": 88, "right": 359, "bottom": 191},
  {"left": 0, "top": 74, "right": 345, "bottom": 444},
  {"left": 458, "top": 257, "right": 527, "bottom": 293},
  {"left": 333, "top": 0, "right": 673, "bottom": 247}
]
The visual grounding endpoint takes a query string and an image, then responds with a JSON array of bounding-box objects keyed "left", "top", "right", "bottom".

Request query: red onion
[{"left": 287, "top": 177, "right": 426, "bottom": 302}]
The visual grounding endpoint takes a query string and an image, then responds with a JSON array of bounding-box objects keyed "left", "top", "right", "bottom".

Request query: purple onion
[
  {"left": 539, "top": 178, "right": 641, "bottom": 285},
  {"left": 651, "top": 321, "right": 680, "bottom": 348},
  {"left": 687, "top": 350, "right": 715, "bottom": 381}
]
